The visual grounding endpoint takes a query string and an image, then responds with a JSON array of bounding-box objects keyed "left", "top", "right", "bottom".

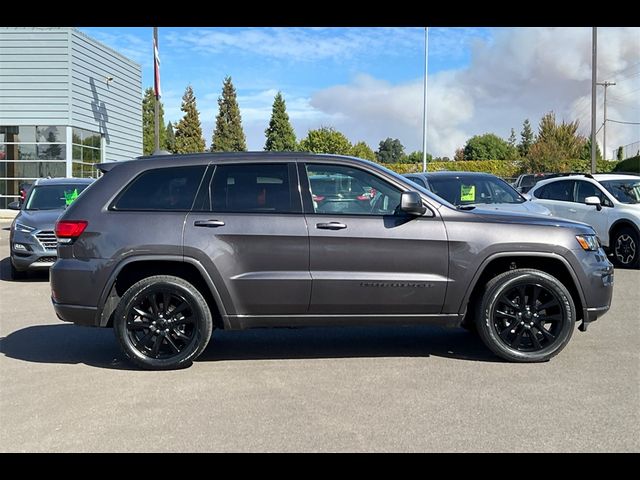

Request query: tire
[
  {"left": 611, "top": 227, "right": 639, "bottom": 269},
  {"left": 113, "top": 275, "right": 213, "bottom": 370},
  {"left": 10, "top": 262, "right": 27, "bottom": 281},
  {"left": 474, "top": 268, "right": 575, "bottom": 363}
]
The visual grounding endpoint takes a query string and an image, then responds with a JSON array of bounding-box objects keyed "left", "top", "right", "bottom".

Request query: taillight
[
  {"left": 55, "top": 220, "right": 88, "bottom": 240},
  {"left": 356, "top": 195, "right": 369, "bottom": 201},
  {"left": 313, "top": 195, "right": 325, "bottom": 202}
]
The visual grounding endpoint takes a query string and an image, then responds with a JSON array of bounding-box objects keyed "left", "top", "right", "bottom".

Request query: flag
[{"left": 153, "top": 33, "right": 161, "bottom": 99}]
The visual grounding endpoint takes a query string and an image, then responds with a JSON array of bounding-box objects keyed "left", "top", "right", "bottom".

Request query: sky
[{"left": 81, "top": 27, "right": 640, "bottom": 159}]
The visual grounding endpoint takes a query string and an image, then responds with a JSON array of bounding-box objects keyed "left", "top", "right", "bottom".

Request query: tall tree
[
  {"left": 463, "top": 133, "right": 512, "bottom": 160},
  {"left": 264, "top": 92, "right": 297, "bottom": 151},
  {"left": 616, "top": 146, "right": 624, "bottom": 161},
  {"left": 211, "top": 76, "right": 247, "bottom": 152},
  {"left": 508, "top": 128, "right": 517, "bottom": 148},
  {"left": 519, "top": 119, "right": 534, "bottom": 158},
  {"left": 527, "top": 111, "right": 586, "bottom": 171},
  {"left": 142, "top": 87, "right": 166, "bottom": 155},
  {"left": 376, "top": 138, "right": 405, "bottom": 163},
  {"left": 403, "top": 151, "right": 433, "bottom": 164},
  {"left": 350, "top": 141, "right": 376, "bottom": 161},
  {"left": 174, "top": 86, "right": 205, "bottom": 154},
  {"left": 579, "top": 137, "right": 603, "bottom": 161},
  {"left": 165, "top": 121, "right": 175, "bottom": 153},
  {"left": 298, "top": 127, "right": 352, "bottom": 154}
]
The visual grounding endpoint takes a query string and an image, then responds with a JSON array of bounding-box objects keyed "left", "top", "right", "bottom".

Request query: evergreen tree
[
  {"left": 165, "top": 121, "right": 175, "bottom": 153},
  {"left": 508, "top": 128, "right": 517, "bottom": 147},
  {"left": 519, "top": 119, "right": 534, "bottom": 158},
  {"left": 211, "top": 76, "right": 247, "bottom": 152},
  {"left": 616, "top": 146, "right": 624, "bottom": 161},
  {"left": 264, "top": 92, "right": 297, "bottom": 151},
  {"left": 174, "top": 86, "right": 205, "bottom": 154},
  {"left": 142, "top": 87, "right": 166, "bottom": 155}
]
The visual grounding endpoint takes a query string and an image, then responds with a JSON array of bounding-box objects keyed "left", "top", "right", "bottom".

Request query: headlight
[
  {"left": 15, "top": 222, "right": 36, "bottom": 233},
  {"left": 576, "top": 234, "right": 600, "bottom": 251}
]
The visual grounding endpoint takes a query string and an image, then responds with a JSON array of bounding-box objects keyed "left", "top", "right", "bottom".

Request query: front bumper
[
  {"left": 10, "top": 227, "right": 57, "bottom": 271},
  {"left": 576, "top": 248, "right": 614, "bottom": 331},
  {"left": 11, "top": 251, "right": 57, "bottom": 271}
]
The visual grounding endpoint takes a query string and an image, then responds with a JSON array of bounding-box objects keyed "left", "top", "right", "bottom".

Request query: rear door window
[
  {"left": 113, "top": 165, "right": 206, "bottom": 211},
  {"left": 534, "top": 180, "right": 575, "bottom": 201}
]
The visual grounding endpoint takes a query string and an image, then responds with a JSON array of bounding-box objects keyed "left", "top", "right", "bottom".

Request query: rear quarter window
[{"left": 112, "top": 165, "right": 206, "bottom": 211}]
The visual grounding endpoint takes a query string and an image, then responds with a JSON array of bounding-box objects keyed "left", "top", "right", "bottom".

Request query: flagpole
[{"left": 154, "top": 27, "right": 160, "bottom": 153}]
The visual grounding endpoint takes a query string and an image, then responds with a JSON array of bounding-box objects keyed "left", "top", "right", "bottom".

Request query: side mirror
[
  {"left": 8, "top": 201, "right": 21, "bottom": 210},
  {"left": 585, "top": 196, "right": 602, "bottom": 211},
  {"left": 400, "top": 191, "right": 427, "bottom": 216},
  {"left": 521, "top": 193, "right": 532, "bottom": 201}
]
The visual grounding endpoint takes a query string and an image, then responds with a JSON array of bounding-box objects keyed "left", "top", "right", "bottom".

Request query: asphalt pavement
[{"left": 0, "top": 220, "right": 638, "bottom": 452}]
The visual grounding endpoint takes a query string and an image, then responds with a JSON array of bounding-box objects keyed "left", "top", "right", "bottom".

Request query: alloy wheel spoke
[
  {"left": 165, "top": 335, "right": 181, "bottom": 354},
  {"left": 531, "top": 285, "right": 541, "bottom": 306},
  {"left": 174, "top": 315, "right": 195, "bottom": 326},
  {"left": 496, "top": 310, "right": 517, "bottom": 320},
  {"left": 537, "top": 299, "right": 557, "bottom": 312},
  {"left": 511, "top": 328, "right": 525, "bottom": 349},
  {"left": 529, "top": 329, "right": 543, "bottom": 349},
  {"left": 169, "top": 301, "right": 189, "bottom": 318},
  {"left": 172, "top": 328, "right": 191, "bottom": 342},
  {"left": 538, "top": 314, "right": 562, "bottom": 323},
  {"left": 149, "top": 293, "right": 160, "bottom": 317},
  {"left": 517, "top": 285, "right": 527, "bottom": 308},
  {"left": 150, "top": 334, "right": 163, "bottom": 358},
  {"left": 162, "top": 291, "right": 171, "bottom": 316},
  {"left": 533, "top": 322, "right": 556, "bottom": 341},
  {"left": 133, "top": 307, "right": 154, "bottom": 320},
  {"left": 136, "top": 329, "right": 155, "bottom": 349},
  {"left": 128, "top": 320, "right": 152, "bottom": 331}
]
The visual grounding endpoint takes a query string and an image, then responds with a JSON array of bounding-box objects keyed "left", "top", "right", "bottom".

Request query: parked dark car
[
  {"left": 50, "top": 153, "right": 613, "bottom": 369},
  {"left": 404, "top": 171, "right": 552, "bottom": 216},
  {"left": 9, "top": 177, "right": 93, "bottom": 279},
  {"left": 512, "top": 173, "right": 560, "bottom": 193}
]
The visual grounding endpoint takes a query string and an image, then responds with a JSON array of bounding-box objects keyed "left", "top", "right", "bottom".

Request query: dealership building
[{"left": 0, "top": 27, "right": 142, "bottom": 208}]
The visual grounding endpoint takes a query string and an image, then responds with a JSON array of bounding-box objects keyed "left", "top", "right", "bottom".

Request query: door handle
[
  {"left": 194, "top": 219, "right": 225, "bottom": 228},
  {"left": 568, "top": 208, "right": 577, "bottom": 213},
  {"left": 316, "top": 222, "right": 347, "bottom": 230}
]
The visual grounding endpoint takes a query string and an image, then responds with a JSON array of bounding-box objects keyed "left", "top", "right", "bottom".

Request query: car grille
[
  {"left": 34, "top": 256, "right": 56, "bottom": 263},
  {"left": 35, "top": 231, "right": 57, "bottom": 250}
]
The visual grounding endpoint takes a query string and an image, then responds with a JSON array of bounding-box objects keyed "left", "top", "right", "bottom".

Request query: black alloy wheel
[
  {"left": 114, "top": 275, "right": 213, "bottom": 370},
  {"left": 475, "top": 269, "right": 575, "bottom": 362}
]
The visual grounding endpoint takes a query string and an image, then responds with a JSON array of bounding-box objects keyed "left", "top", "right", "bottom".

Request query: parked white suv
[{"left": 529, "top": 174, "right": 640, "bottom": 268}]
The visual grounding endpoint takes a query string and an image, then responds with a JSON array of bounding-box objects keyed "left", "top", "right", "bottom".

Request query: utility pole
[
  {"left": 596, "top": 81, "right": 616, "bottom": 160},
  {"left": 422, "top": 27, "right": 429, "bottom": 173},
  {"left": 153, "top": 27, "right": 160, "bottom": 153},
  {"left": 590, "top": 27, "right": 597, "bottom": 174}
]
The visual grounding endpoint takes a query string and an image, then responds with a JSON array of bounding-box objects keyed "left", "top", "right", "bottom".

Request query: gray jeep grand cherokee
[{"left": 50, "top": 153, "right": 614, "bottom": 369}]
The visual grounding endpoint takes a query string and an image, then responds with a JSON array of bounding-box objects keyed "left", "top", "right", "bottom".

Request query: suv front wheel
[
  {"left": 475, "top": 269, "right": 575, "bottom": 362},
  {"left": 113, "top": 275, "right": 213, "bottom": 370}
]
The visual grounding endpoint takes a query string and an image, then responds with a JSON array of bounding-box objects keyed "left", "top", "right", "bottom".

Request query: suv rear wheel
[
  {"left": 475, "top": 269, "right": 575, "bottom": 362},
  {"left": 113, "top": 275, "right": 213, "bottom": 370},
  {"left": 611, "top": 226, "right": 639, "bottom": 269}
]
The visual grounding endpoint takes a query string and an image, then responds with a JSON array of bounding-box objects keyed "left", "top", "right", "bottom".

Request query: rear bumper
[{"left": 52, "top": 299, "right": 98, "bottom": 327}]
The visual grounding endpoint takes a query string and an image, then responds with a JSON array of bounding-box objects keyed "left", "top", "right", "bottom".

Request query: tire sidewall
[
  {"left": 114, "top": 277, "right": 211, "bottom": 370},
  {"left": 477, "top": 271, "right": 575, "bottom": 362}
]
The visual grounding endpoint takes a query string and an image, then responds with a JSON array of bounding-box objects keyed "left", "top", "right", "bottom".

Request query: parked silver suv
[{"left": 50, "top": 153, "right": 614, "bottom": 369}]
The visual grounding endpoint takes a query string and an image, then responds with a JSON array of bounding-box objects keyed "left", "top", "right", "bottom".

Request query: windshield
[
  {"left": 428, "top": 175, "right": 525, "bottom": 206},
  {"left": 25, "top": 184, "right": 89, "bottom": 210},
  {"left": 601, "top": 180, "right": 640, "bottom": 204}
]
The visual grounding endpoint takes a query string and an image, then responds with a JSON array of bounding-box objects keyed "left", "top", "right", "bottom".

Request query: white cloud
[{"left": 308, "top": 27, "right": 640, "bottom": 158}]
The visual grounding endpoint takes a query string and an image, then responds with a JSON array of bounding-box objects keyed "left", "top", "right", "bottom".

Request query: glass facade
[{"left": 0, "top": 125, "right": 102, "bottom": 208}]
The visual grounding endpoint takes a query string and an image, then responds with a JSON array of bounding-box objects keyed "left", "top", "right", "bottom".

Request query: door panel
[
  {"left": 184, "top": 162, "right": 310, "bottom": 315},
  {"left": 308, "top": 214, "right": 449, "bottom": 314},
  {"left": 302, "top": 162, "right": 449, "bottom": 315}
]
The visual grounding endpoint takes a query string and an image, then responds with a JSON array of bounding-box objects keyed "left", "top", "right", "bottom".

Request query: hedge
[
  {"left": 613, "top": 156, "right": 640, "bottom": 174},
  {"left": 384, "top": 159, "right": 620, "bottom": 178}
]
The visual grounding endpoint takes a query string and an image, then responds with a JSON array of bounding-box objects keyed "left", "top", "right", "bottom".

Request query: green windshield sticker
[
  {"left": 64, "top": 189, "right": 79, "bottom": 206},
  {"left": 460, "top": 184, "right": 475, "bottom": 202}
]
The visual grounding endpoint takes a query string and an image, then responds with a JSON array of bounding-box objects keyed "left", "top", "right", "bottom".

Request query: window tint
[
  {"left": 205, "top": 163, "right": 297, "bottom": 213},
  {"left": 114, "top": 166, "right": 205, "bottom": 211},
  {"left": 534, "top": 180, "right": 575, "bottom": 202},
  {"left": 575, "top": 181, "right": 608, "bottom": 205},
  {"left": 306, "top": 164, "right": 402, "bottom": 215},
  {"left": 429, "top": 175, "right": 524, "bottom": 206}
]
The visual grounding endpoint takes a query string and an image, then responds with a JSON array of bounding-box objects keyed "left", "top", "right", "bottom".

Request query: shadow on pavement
[
  {"left": 0, "top": 324, "right": 499, "bottom": 369},
  {"left": 0, "top": 257, "right": 49, "bottom": 283}
]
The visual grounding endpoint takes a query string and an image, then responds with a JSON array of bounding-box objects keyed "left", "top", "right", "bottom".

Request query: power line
[{"left": 607, "top": 119, "right": 640, "bottom": 125}]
